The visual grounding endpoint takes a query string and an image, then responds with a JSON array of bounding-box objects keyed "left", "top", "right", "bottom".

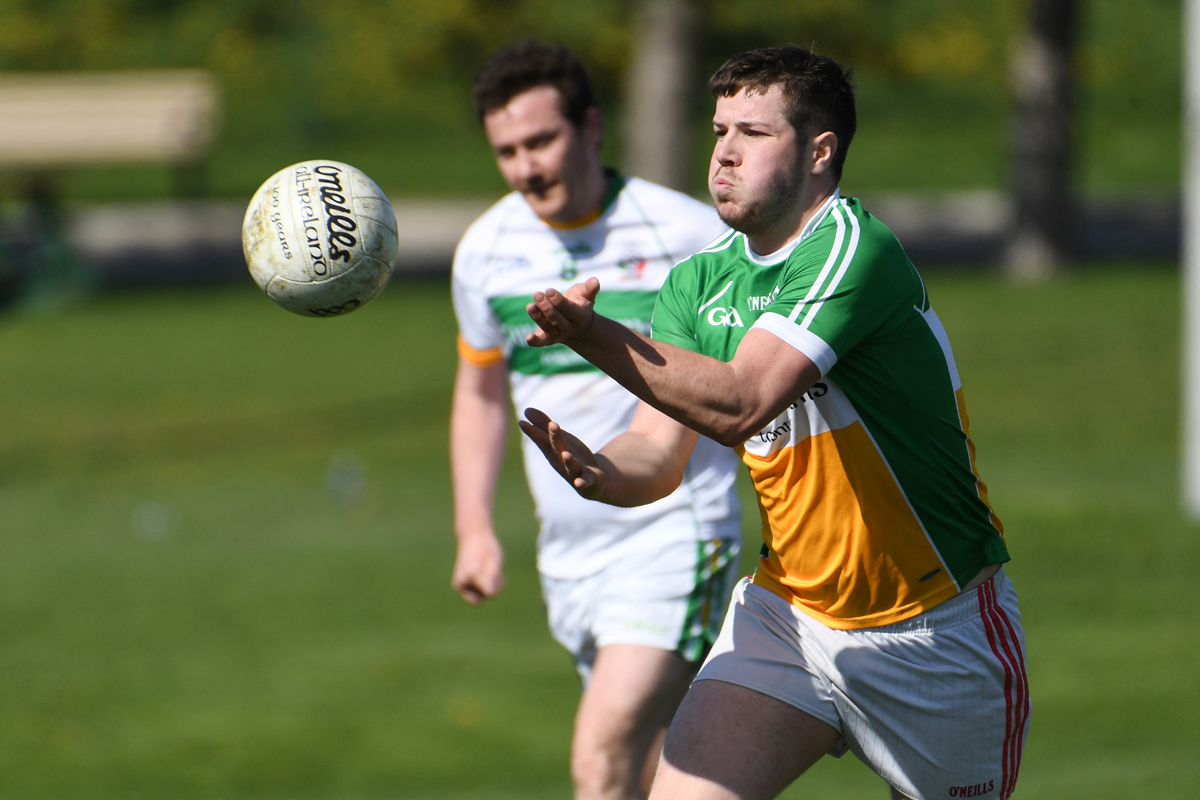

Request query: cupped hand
[
  {"left": 526, "top": 277, "right": 601, "bottom": 347},
  {"left": 517, "top": 407, "right": 607, "bottom": 500},
  {"left": 451, "top": 533, "right": 504, "bottom": 605}
]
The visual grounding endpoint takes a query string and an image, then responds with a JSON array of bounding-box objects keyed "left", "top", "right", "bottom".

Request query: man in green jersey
[{"left": 519, "top": 47, "right": 1029, "bottom": 800}]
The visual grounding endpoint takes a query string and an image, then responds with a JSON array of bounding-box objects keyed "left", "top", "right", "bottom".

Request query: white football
[{"left": 242, "top": 160, "right": 398, "bottom": 317}]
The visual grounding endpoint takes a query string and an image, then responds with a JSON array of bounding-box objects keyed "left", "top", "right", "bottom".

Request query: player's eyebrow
[
  {"left": 491, "top": 127, "right": 559, "bottom": 155},
  {"left": 734, "top": 117, "right": 776, "bottom": 129},
  {"left": 714, "top": 113, "right": 776, "bottom": 130},
  {"left": 524, "top": 129, "right": 558, "bottom": 146}
]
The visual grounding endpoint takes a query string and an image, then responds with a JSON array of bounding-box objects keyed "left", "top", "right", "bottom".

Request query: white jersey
[{"left": 452, "top": 174, "right": 742, "bottom": 579}]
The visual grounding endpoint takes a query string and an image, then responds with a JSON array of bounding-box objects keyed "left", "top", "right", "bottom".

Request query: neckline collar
[{"left": 742, "top": 188, "right": 841, "bottom": 266}]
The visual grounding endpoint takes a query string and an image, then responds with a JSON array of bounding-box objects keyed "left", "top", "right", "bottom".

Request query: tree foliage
[
  {"left": 0, "top": 0, "right": 1029, "bottom": 133},
  {"left": 0, "top": 0, "right": 1180, "bottom": 195}
]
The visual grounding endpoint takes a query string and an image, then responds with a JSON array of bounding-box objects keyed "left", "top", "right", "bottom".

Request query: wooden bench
[
  {"left": 0, "top": 70, "right": 219, "bottom": 171},
  {"left": 0, "top": 71, "right": 220, "bottom": 305}
]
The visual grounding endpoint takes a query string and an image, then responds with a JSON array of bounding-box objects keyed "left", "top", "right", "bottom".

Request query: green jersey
[{"left": 651, "top": 192, "right": 1007, "bottom": 629}]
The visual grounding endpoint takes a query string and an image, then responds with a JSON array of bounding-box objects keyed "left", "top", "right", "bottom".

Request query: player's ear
[
  {"left": 810, "top": 131, "right": 838, "bottom": 176},
  {"left": 582, "top": 105, "right": 604, "bottom": 150}
]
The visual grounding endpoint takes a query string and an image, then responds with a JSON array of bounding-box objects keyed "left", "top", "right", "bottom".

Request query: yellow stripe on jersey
[
  {"left": 457, "top": 336, "right": 504, "bottom": 367},
  {"left": 745, "top": 420, "right": 960, "bottom": 630},
  {"left": 956, "top": 388, "right": 1005, "bottom": 536},
  {"left": 542, "top": 206, "right": 603, "bottom": 230}
]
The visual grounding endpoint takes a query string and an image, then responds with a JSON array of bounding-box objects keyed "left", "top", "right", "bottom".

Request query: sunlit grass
[{"left": 0, "top": 270, "right": 1196, "bottom": 798}]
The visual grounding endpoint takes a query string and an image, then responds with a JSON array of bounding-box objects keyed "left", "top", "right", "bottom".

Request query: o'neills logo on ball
[{"left": 292, "top": 164, "right": 359, "bottom": 277}]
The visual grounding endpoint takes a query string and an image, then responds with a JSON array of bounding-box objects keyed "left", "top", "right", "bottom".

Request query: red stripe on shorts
[
  {"left": 989, "top": 579, "right": 1030, "bottom": 797},
  {"left": 978, "top": 579, "right": 1014, "bottom": 798},
  {"left": 984, "top": 581, "right": 1018, "bottom": 799}
]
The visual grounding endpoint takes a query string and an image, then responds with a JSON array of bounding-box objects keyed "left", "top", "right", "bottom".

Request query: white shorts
[
  {"left": 540, "top": 536, "right": 741, "bottom": 686},
  {"left": 697, "top": 568, "right": 1030, "bottom": 800}
]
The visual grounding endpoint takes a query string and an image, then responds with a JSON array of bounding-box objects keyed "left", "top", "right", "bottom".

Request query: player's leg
[
  {"left": 639, "top": 726, "right": 669, "bottom": 794},
  {"left": 805, "top": 568, "right": 1030, "bottom": 799},
  {"left": 642, "top": 574, "right": 853, "bottom": 800},
  {"left": 571, "top": 643, "right": 694, "bottom": 800},
  {"left": 571, "top": 533, "right": 742, "bottom": 799},
  {"left": 649, "top": 679, "right": 842, "bottom": 800}
]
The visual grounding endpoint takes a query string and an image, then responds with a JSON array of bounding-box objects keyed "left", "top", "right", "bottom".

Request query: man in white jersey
[
  {"left": 521, "top": 47, "right": 1028, "bottom": 800},
  {"left": 449, "top": 41, "right": 744, "bottom": 800}
]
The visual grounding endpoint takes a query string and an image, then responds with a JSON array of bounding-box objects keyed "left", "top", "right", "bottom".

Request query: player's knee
[
  {"left": 571, "top": 734, "right": 631, "bottom": 799},
  {"left": 570, "top": 745, "right": 616, "bottom": 798}
]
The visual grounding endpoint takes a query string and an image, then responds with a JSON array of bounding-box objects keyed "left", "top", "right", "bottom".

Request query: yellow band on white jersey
[{"left": 457, "top": 335, "right": 504, "bottom": 367}]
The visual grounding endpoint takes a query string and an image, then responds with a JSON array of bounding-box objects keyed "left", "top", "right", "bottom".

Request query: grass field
[{"left": 1, "top": 270, "right": 1198, "bottom": 798}]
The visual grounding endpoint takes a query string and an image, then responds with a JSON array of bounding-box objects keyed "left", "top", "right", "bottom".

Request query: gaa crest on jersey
[
  {"left": 706, "top": 305, "right": 744, "bottom": 327},
  {"left": 618, "top": 253, "right": 647, "bottom": 280}
]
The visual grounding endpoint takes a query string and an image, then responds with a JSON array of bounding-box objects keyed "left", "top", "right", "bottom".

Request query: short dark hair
[
  {"left": 472, "top": 40, "right": 597, "bottom": 127},
  {"left": 710, "top": 46, "right": 857, "bottom": 180}
]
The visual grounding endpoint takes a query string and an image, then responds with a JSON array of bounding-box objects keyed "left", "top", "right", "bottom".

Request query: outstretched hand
[
  {"left": 518, "top": 408, "right": 607, "bottom": 501},
  {"left": 526, "top": 277, "right": 601, "bottom": 348}
]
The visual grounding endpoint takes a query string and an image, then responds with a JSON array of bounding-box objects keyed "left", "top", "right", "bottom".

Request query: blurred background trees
[
  {"left": 1008, "top": 0, "right": 1078, "bottom": 279},
  {"left": 0, "top": 0, "right": 1181, "bottom": 202},
  {"left": 623, "top": 0, "right": 699, "bottom": 191}
]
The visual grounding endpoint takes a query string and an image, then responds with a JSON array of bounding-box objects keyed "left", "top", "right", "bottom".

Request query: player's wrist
[
  {"left": 554, "top": 307, "right": 595, "bottom": 346},
  {"left": 563, "top": 309, "right": 602, "bottom": 349},
  {"left": 453, "top": 523, "right": 499, "bottom": 544},
  {"left": 583, "top": 454, "right": 612, "bottom": 502}
]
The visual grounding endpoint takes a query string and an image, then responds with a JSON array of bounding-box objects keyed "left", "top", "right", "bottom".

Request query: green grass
[{"left": 0, "top": 270, "right": 1197, "bottom": 798}]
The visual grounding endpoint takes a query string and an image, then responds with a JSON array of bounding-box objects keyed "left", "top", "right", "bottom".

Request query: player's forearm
[
  {"left": 450, "top": 420, "right": 506, "bottom": 539},
  {"left": 449, "top": 372, "right": 508, "bottom": 540},
  {"left": 591, "top": 430, "right": 690, "bottom": 507},
  {"left": 569, "top": 315, "right": 777, "bottom": 447}
]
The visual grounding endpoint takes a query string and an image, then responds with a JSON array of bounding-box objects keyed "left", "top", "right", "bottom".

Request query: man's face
[
  {"left": 483, "top": 85, "right": 600, "bottom": 222},
  {"left": 708, "top": 86, "right": 807, "bottom": 236}
]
